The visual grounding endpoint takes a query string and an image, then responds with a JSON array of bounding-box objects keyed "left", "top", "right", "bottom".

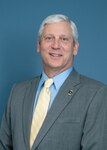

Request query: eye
[
  {"left": 44, "top": 35, "right": 54, "bottom": 42},
  {"left": 60, "top": 36, "right": 69, "bottom": 43},
  {"left": 62, "top": 37, "right": 69, "bottom": 41}
]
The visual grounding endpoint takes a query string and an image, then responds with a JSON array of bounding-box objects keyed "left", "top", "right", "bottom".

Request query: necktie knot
[{"left": 44, "top": 78, "right": 53, "bottom": 88}]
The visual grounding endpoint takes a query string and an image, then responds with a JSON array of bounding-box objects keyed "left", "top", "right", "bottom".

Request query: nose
[{"left": 51, "top": 38, "right": 61, "bottom": 50}]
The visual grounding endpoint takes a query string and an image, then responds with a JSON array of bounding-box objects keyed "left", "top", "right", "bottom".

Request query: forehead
[{"left": 42, "top": 21, "right": 72, "bottom": 36}]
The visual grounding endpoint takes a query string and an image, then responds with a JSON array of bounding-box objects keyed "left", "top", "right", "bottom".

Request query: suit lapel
[
  {"left": 32, "top": 69, "right": 81, "bottom": 149},
  {"left": 22, "top": 77, "right": 40, "bottom": 150}
]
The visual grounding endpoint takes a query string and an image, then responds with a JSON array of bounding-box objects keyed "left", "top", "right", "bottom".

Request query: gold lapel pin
[{"left": 68, "top": 90, "right": 73, "bottom": 96}]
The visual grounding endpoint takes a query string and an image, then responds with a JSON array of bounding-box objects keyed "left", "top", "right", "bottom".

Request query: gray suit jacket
[{"left": 0, "top": 69, "right": 107, "bottom": 150}]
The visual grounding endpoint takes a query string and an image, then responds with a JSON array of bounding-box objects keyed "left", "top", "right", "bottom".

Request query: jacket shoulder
[
  {"left": 80, "top": 74, "right": 106, "bottom": 88},
  {"left": 11, "top": 75, "right": 41, "bottom": 91}
]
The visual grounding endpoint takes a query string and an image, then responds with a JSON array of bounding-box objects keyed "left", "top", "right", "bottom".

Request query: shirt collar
[
  {"left": 40, "top": 67, "right": 73, "bottom": 90},
  {"left": 53, "top": 67, "right": 73, "bottom": 90}
]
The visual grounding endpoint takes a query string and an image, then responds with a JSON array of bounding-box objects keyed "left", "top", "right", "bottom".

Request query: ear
[
  {"left": 37, "top": 41, "right": 40, "bottom": 53},
  {"left": 73, "top": 41, "right": 79, "bottom": 56}
]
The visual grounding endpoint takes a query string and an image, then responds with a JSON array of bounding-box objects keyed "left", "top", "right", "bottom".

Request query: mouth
[{"left": 49, "top": 53, "right": 62, "bottom": 57}]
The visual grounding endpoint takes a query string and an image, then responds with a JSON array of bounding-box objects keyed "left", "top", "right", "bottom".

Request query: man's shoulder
[
  {"left": 12, "top": 75, "right": 41, "bottom": 90},
  {"left": 71, "top": 68, "right": 106, "bottom": 88},
  {"left": 79, "top": 73, "right": 106, "bottom": 89}
]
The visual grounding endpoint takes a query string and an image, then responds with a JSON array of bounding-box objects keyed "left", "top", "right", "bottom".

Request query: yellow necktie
[{"left": 30, "top": 78, "right": 53, "bottom": 149}]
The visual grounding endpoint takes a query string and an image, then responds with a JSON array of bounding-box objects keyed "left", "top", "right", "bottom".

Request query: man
[{"left": 0, "top": 14, "right": 107, "bottom": 150}]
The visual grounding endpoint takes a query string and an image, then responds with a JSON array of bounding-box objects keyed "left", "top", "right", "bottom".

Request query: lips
[{"left": 49, "top": 53, "right": 62, "bottom": 57}]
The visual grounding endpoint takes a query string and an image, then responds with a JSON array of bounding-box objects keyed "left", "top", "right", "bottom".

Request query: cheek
[
  {"left": 64, "top": 50, "right": 74, "bottom": 64},
  {"left": 39, "top": 47, "right": 49, "bottom": 61},
  {"left": 37, "top": 45, "right": 45, "bottom": 55},
  {"left": 38, "top": 42, "right": 50, "bottom": 53},
  {"left": 66, "top": 45, "right": 77, "bottom": 57},
  {"left": 65, "top": 48, "right": 74, "bottom": 58}
]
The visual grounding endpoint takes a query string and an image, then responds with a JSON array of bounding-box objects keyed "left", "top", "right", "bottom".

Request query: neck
[{"left": 43, "top": 66, "right": 72, "bottom": 78}]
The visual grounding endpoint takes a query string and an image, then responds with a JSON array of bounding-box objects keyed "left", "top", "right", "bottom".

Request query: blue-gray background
[{"left": 0, "top": 0, "right": 107, "bottom": 123}]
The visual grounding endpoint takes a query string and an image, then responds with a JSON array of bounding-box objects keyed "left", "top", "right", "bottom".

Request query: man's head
[{"left": 37, "top": 14, "right": 79, "bottom": 77}]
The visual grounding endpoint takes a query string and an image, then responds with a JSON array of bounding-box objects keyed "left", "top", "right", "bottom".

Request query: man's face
[{"left": 37, "top": 21, "right": 79, "bottom": 75}]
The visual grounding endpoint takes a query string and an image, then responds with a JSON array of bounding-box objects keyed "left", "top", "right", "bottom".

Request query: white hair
[{"left": 38, "top": 14, "right": 78, "bottom": 43}]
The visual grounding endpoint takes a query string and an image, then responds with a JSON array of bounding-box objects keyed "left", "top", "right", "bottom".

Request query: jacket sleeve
[
  {"left": 81, "top": 85, "right": 107, "bottom": 150},
  {"left": 0, "top": 85, "right": 15, "bottom": 150}
]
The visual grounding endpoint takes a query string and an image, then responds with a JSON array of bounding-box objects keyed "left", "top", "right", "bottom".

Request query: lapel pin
[{"left": 68, "top": 90, "right": 73, "bottom": 96}]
